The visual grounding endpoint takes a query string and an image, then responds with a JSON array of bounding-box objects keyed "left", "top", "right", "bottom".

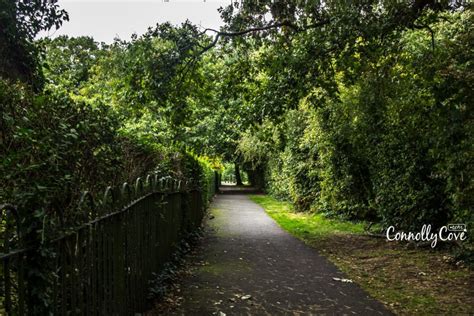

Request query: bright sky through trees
[{"left": 38, "top": 0, "right": 228, "bottom": 43}]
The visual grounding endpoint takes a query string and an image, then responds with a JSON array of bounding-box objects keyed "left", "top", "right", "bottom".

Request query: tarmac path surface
[{"left": 158, "top": 193, "right": 391, "bottom": 315}]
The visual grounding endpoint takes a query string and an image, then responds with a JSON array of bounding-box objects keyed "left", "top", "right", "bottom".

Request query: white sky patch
[{"left": 38, "top": 0, "right": 230, "bottom": 43}]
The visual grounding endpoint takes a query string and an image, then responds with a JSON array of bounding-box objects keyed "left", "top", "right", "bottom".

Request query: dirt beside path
[{"left": 149, "top": 194, "right": 392, "bottom": 315}]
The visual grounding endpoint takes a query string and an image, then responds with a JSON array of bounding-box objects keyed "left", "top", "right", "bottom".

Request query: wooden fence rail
[{"left": 0, "top": 175, "right": 210, "bottom": 315}]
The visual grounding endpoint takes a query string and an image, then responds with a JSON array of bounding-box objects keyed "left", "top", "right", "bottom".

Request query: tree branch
[
  {"left": 197, "top": 19, "right": 331, "bottom": 56},
  {"left": 413, "top": 22, "right": 435, "bottom": 51},
  {"left": 175, "top": 19, "right": 331, "bottom": 90}
]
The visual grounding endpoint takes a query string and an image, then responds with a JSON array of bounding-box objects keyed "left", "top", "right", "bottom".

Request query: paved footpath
[{"left": 163, "top": 194, "right": 391, "bottom": 315}]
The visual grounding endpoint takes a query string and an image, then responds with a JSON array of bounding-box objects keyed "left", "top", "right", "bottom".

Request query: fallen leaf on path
[{"left": 332, "top": 277, "right": 353, "bottom": 283}]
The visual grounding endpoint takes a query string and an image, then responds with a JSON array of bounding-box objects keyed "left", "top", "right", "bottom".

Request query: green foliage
[
  {"left": 197, "top": 156, "right": 219, "bottom": 204},
  {"left": 0, "top": 79, "right": 122, "bottom": 217},
  {"left": 75, "top": 22, "right": 207, "bottom": 143},
  {"left": 263, "top": 108, "right": 321, "bottom": 210},
  {"left": 238, "top": 119, "right": 278, "bottom": 169},
  {"left": 0, "top": 0, "right": 68, "bottom": 86},
  {"left": 39, "top": 36, "right": 103, "bottom": 90},
  {"left": 2, "top": 21, "right": 221, "bottom": 224},
  {"left": 235, "top": 10, "right": 473, "bottom": 235},
  {"left": 0, "top": 75, "right": 217, "bottom": 224},
  {"left": 305, "top": 86, "right": 375, "bottom": 220}
]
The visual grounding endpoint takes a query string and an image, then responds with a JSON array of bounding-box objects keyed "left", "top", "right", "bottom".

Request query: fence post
[{"left": 1, "top": 204, "right": 23, "bottom": 315}]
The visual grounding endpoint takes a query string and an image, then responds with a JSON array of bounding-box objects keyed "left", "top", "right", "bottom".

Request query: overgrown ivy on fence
[{"left": 1, "top": 172, "right": 216, "bottom": 315}]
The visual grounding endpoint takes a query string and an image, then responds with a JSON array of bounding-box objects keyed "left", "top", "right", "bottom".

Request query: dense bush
[
  {"left": 241, "top": 11, "right": 473, "bottom": 233},
  {"left": 0, "top": 78, "right": 217, "bottom": 227},
  {"left": 1, "top": 80, "right": 122, "bottom": 218},
  {"left": 263, "top": 109, "right": 321, "bottom": 211}
]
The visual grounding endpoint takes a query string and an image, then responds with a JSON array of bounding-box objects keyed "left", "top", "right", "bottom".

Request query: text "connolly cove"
[{"left": 386, "top": 224, "right": 467, "bottom": 248}]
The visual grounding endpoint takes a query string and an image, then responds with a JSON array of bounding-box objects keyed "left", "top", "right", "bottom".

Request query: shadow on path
[
  {"left": 219, "top": 185, "right": 262, "bottom": 195},
  {"left": 153, "top": 194, "right": 392, "bottom": 315}
]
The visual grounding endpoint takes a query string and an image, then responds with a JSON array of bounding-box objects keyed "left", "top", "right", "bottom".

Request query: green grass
[{"left": 249, "top": 194, "right": 365, "bottom": 240}]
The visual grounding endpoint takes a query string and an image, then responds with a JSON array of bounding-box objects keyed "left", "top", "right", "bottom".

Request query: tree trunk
[
  {"left": 248, "top": 166, "right": 265, "bottom": 190},
  {"left": 214, "top": 171, "right": 220, "bottom": 193},
  {"left": 235, "top": 163, "right": 243, "bottom": 186}
]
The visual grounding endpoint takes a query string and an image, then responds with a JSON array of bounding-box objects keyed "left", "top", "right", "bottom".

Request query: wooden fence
[{"left": 0, "top": 175, "right": 211, "bottom": 315}]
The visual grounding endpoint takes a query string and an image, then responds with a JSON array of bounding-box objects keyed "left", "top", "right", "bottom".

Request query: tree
[
  {"left": 39, "top": 36, "right": 102, "bottom": 90},
  {"left": 0, "top": 0, "right": 68, "bottom": 87}
]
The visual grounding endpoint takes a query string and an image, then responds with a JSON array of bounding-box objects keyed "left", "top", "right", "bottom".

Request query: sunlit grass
[{"left": 249, "top": 194, "right": 365, "bottom": 240}]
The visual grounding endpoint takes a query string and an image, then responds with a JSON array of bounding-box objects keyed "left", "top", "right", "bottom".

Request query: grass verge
[{"left": 250, "top": 194, "right": 473, "bottom": 315}]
